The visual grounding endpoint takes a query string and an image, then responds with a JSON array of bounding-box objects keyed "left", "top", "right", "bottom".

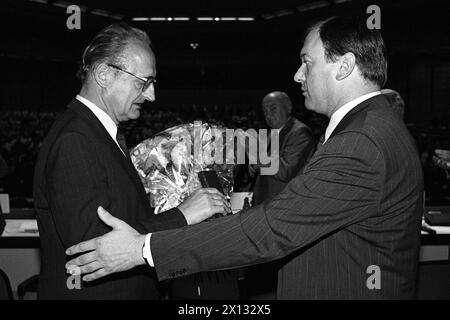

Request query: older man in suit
[
  {"left": 33, "top": 23, "right": 229, "bottom": 299},
  {"left": 66, "top": 15, "right": 424, "bottom": 299},
  {"left": 250, "top": 91, "right": 315, "bottom": 206},
  {"left": 247, "top": 91, "right": 315, "bottom": 298}
]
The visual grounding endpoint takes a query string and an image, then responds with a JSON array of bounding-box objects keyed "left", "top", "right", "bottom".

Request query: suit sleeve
[
  {"left": 45, "top": 132, "right": 112, "bottom": 248},
  {"left": 137, "top": 207, "right": 187, "bottom": 233},
  {"left": 151, "top": 131, "right": 384, "bottom": 280},
  {"left": 260, "top": 127, "right": 315, "bottom": 182}
]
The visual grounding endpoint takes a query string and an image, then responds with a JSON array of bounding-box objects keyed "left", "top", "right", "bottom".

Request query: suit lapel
[
  {"left": 266, "top": 117, "right": 294, "bottom": 155},
  {"left": 278, "top": 117, "right": 294, "bottom": 147},
  {"left": 67, "top": 99, "right": 149, "bottom": 204}
]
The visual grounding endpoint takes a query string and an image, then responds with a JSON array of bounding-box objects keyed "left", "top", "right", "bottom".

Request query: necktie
[
  {"left": 315, "top": 133, "right": 325, "bottom": 152},
  {"left": 116, "top": 129, "right": 129, "bottom": 158}
]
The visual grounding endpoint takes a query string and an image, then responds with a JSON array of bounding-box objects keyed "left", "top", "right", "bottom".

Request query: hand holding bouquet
[{"left": 130, "top": 122, "right": 235, "bottom": 214}]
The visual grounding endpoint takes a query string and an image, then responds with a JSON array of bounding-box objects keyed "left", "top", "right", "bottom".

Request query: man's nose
[
  {"left": 141, "top": 83, "right": 155, "bottom": 102},
  {"left": 294, "top": 65, "right": 305, "bottom": 83}
]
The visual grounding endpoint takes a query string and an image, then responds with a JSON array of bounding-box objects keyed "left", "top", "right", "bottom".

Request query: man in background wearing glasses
[{"left": 33, "top": 22, "right": 230, "bottom": 299}]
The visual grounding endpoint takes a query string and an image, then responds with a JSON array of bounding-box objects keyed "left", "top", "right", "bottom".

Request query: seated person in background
[
  {"left": 249, "top": 91, "right": 316, "bottom": 204},
  {"left": 246, "top": 91, "right": 315, "bottom": 299}
]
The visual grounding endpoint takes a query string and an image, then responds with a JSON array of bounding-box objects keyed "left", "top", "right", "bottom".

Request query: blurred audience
[
  {"left": 0, "top": 111, "right": 56, "bottom": 201},
  {"left": 0, "top": 104, "right": 267, "bottom": 200}
]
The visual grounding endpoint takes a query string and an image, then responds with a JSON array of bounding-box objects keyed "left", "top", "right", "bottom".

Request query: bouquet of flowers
[{"left": 130, "top": 122, "right": 235, "bottom": 214}]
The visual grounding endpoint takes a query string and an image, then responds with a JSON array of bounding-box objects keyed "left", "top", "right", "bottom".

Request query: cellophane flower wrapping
[{"left": 130, "top": 122, "right": 235, "bottom": 214}]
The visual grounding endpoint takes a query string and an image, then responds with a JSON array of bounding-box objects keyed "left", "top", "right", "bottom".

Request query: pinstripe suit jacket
[
  {"left": 151, "top": 94, "right": 424, "bottom": 299},
  {"left": 33, "top": 99, "right": 186, "bottom": 299}
]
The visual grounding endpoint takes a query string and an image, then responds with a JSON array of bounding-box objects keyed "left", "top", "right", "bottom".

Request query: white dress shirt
[
  {"left": 324, "top": 91, "right": 381, "bottom": 143},
  {"left": 75, "top": 95, "right": 126, "bottom": 157}
]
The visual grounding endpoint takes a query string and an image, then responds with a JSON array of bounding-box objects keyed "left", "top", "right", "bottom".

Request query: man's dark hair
[
  {"left": 309, "top": 15, "right": 387, "bottom": 88},
  {"left": 77, "top": 22, "right": 151, "bottom": 83}
]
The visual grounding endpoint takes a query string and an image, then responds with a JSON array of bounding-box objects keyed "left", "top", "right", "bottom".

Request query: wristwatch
[{"left": 142, "top": 233, "right": 153, "bottom": 266}]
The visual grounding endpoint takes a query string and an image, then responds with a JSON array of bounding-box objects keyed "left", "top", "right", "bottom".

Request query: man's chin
[
  {"left": 123, "top": 111, "right": 140, "bottom": 122},
  {"left": 131, "top": 105, "right": 141, "bottom": 118},
  {"left": 304, "top": 98, "right": 316, "bottom": 111},
  {"left": 304, "top": 102, "right": 313, "bottom": 111}
]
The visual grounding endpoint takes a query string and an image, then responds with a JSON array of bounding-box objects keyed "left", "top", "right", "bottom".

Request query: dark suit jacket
[
  {"left": 253, "top": 117, "right": 315, "bottom": 205},
  {"left": 33, "top": 99, "right": 187, "bottom": 299},
  {"left": 150, "top": 94, "right": 424, "bottom": 299}
]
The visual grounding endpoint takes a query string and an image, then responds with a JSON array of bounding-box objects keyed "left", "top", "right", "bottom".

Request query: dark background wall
[{"left": 0, "top": 0, "right": 449, "bottom": 128}]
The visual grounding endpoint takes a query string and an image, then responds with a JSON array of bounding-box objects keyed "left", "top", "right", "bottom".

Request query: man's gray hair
[{"left": 77, "top": 22, "right": 151, "bottom": 83}]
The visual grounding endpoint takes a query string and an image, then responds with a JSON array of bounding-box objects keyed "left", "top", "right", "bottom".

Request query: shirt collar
[
  {"left": 324, "top": 91, "right": 381, "bottom": 143},
  {"left": 76, "top": 94, "right": 118, "bottom": 142}
]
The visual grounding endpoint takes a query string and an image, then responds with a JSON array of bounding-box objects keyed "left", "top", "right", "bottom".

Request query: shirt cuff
[{"left": 143, "top": 232, "right": 154, "bottom": 267}]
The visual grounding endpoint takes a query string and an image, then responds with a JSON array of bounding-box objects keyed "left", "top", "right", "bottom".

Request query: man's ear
[
  {"left": 336, "top": 52, "right": 356, "bottom": 81},
  {"left": 93, "top": 63, "right": 112, "bottom": 88}
]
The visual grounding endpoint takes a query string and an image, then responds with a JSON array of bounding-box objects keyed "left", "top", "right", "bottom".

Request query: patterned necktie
[{"left": 116, "top": 129, "right": 129, "bottom": 158}]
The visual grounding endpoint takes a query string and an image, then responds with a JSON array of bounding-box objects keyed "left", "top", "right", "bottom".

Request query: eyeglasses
[{"left": 107, "top": 64, "right": 156, "bottom": 92}]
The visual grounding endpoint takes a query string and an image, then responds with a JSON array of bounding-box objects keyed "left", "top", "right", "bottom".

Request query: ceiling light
[
  {"left": 237, "top": 17, "right": 254, "bottom": 21},
  {"left": 274, "top": 9, "right": 294, "bottom": 17},
  {"left": 91, "top": 9, "right": 110, "bottom": 17},
  {"left": 29, "top": 0, "right": 48, "bottom": 4},
  {"left": 296, "top": 0, "right": 329, "bottom": 12},
  {"left": 52, "top": 0, "right": 71, "bottom": 8},
  {"left": 132, "top": 17, "right": 151, "bottom": 21},
  {"left": 261, "top": 14, "right": 276, "bottom": 20}
]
